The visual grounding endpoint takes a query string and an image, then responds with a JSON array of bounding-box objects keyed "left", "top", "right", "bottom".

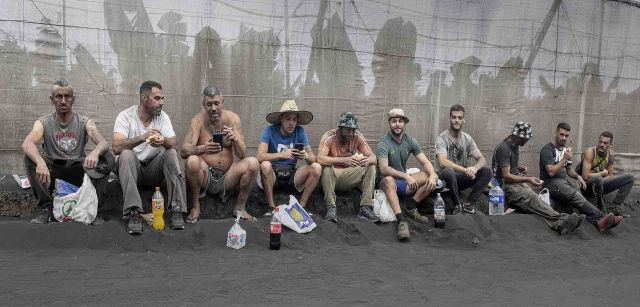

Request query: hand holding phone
[{"left": 212, "top": 133, "right": 224, "bottom": 144}]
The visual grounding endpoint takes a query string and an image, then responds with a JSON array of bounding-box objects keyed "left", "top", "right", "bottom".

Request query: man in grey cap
[
  {"left": 376, "top": 108, "right": 439, "bottom": 240},
  {"left": 492, "top": 122, "right": 584, "bottom": 235}
]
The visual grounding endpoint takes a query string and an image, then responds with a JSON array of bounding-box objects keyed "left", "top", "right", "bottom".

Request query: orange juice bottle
[{"left": 151, "top": 187, "right": 165, "bottom": 231}]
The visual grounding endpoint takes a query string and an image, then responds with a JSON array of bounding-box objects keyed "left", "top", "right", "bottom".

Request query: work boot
[
  {"left": 405, "top": 208, "right": 429, "bottom": 224},
  {"left": 127, "top": 209, "right": 143, "bottom": 235},
  {"left": 30, "top": 208, "right": 52, "bottom": 224},
  {"left": 358, "top": 206, "right": 380, "bottom": 223},
  {"left": 170, "top": 211, "right": 185, "bottom": 230},
  {"left": 397, "top": 221, "right": 410, "bottom": 241},
  {"left": 325, "top": 206, "right": 338, "bottom": 223}
]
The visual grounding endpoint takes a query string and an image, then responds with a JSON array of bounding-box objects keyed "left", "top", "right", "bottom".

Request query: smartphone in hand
[
  {"left": 212, "top": 133, "right": 224, "bottom": 144},
  {"left": 294, "top": 143, "right": 305, "bottom": 151}
]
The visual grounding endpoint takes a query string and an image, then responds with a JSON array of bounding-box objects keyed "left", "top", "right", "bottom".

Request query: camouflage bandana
[{"left": 337, "top": 112, "right": 359, "bottom": 129}]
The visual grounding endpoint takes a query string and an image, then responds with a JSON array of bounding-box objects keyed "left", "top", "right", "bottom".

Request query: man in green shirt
[{"left": 376, "top": 108, "right": 439, "bottom": 241}]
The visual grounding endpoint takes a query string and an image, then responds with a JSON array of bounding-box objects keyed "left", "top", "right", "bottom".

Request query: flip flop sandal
[
  {"left": 234, "top": 210, "right": 257, "bottom": 222},
  {"left": 186, "top": 216, "right": 199, "bottom": 224}
]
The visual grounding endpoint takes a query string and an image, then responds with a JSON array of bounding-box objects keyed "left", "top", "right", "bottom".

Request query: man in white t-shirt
[{"left": 112, "top": 80, "right": 186, "bottom": 234}]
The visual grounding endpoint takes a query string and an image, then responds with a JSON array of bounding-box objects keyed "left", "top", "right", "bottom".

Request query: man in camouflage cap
[{"left": 317, "top": 112, "right": 379, "bottom": 223}]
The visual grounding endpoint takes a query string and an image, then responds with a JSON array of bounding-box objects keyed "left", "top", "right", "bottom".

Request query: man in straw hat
[
  {"left": 181, "top": 85, "right": 259, "bottom": 223},
  {"left": 492, "top": 122, "right": 584, "bottom": 235},
  {"left": 318, "top": 112, "right": 379, "bottom": 223},
  {"left": 539, "top": 122, "right": 621, "bottom": 234},
  {"left": 435, "top": 104, "right": 492, "bottom": 214},
  {"left": 257, "top": 100, "right": 321, "bottom": 212},
  {"left": 376, "top": 108, "right": 440, "bottom": 241}
]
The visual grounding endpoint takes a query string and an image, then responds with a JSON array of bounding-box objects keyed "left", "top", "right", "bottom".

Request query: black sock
[{"left": 396, "top": 213, "right": 405, "bottom": 222}]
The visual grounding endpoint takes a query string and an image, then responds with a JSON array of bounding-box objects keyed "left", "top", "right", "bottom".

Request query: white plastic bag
[
  {"left": 226, "top": 215, "right": 246, "bottom": 249},
  {"left": 276, "top": 195, "right": 316, "bottom": 233},
  {"left": 539, "top": 188, "right": 551, "bottom": 207},
  {"left": 372, "top": 189, "right": 397, "bottom": 223},
  {"left": 52, "top": 174, "right": 98, "bottom": 224}
]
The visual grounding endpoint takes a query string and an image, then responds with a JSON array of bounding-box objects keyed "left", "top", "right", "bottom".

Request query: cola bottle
[{"left": 270, "top": 208, "right": 282, "bottom": 250}]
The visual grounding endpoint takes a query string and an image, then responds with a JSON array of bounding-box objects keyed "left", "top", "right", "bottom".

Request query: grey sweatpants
[
  {"left": 503, "top": 182, "right": 569, "bottom": 230},
  {"left": 116, "top": 148, "right": 187, "bottom": 215}
]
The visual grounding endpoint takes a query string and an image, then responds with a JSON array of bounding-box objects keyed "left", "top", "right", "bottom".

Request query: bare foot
[{"left": 186, "top": 208, "right": 200, "bottom": 223}]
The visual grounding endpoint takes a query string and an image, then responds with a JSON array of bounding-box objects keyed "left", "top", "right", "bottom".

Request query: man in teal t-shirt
[{"left": 376, "top": 108, "right": 439, "bottom": 241}]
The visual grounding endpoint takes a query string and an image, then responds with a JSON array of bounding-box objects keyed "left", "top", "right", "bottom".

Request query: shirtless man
[{"left": 181, "top": 85, "right": 259, "bottom": 223}]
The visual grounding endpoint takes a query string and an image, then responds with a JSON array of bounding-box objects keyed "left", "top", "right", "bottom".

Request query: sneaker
[
  {"left": 462, "top": 203, "right": 476, "bottom": 214},
  {"left": 397, "top": 221, "right": 410, "bottom": 241},
  {"left": 90, "top": 216, "right": 105, "bottom": 226},
  {"left": 170, "top": 211, "right": 185, "bottom": 230},
  {"left": 573, "top": 213, "right": 585, "bottom": 232},
  {"left": 452, "top": 204, "right": 463, "bottom": 215},
  {"left": 596, "top": 213, "right": 614, "bottom": 234},
  {"left": 30, "top": 209, "right": 52, "bottom": 224},
  {"left": 558, "top": 213, "right": 580, "bottom": 235},
  {"left": 405, "top": 208, "right": 429, "bottom": 224},
  {"left": 325, "top": 206, "right": 338, "bottom": 223},
  {"left": 609, "top": 206, "right": 631, "bottom": 218},
  {"left": 609, "top": 213, "right": 623, "bottom": 230},
  {"left": 127, "top": 210, "right": 143, "bottom": 235},
  {"left": 358, "top": 206, "right": 380, "bottom": 222}
]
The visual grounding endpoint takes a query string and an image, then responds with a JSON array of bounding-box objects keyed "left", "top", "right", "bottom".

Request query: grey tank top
[{"left": 39, "top": 112, "right": 88, "bottom": 160}]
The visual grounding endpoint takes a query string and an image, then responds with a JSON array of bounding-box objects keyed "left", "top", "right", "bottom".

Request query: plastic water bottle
[
  {"left": 434, "top": 193, "right": 445, "bottom": 228},
  {"left": 489, "top": 184, "right": 505, "bottom": 216},
  {"left": 151, "top": 187, "right": 165, "bottom": 231},
  {"left": 270, "top": 208, "right": 282, "bottom": 250}
]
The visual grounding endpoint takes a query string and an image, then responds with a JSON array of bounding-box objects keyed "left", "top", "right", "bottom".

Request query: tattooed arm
[{"left": 84, "top": 119, "right": 109, "bottom": 170}]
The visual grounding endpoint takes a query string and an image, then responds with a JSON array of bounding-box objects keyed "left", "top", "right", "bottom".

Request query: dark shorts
[
  {"left": 257, "top": 165, "right": 304, "bottom": 192},
  {"left": 200, "top": 166, "right": 227, "bottom": 198}
]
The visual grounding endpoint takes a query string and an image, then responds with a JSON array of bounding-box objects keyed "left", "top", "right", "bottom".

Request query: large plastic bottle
[
  {"left": 270, "top": 208, "right": 282, "bottom": 250},
  {"left": 434, "top": 193, "right": 445, "bottom": 228},
  {"left": 151, "top": 187, "right": 165, "bottom": 231},
  {"left": 488, "top": 184, "right": 505, "bottom": 216}
]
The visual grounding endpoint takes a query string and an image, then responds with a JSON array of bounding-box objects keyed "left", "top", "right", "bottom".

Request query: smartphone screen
[
  {"left": 212, "top": 133, "right": 224, "bottom": 144},
  {"left": 294, "top": 143, "right": 305, "bottom": 151}
]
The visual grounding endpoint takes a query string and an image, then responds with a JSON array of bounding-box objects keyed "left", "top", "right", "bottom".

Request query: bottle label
[
  {"left": 270, "top": 223, "right": 282, "bottom": 234},
  {"left": 153, "top": 199, "right": 163, "bottom": 210},
  {"left": 489, "top": 195, "right": 504, "bottom": 204},
  {"left": 434, "top": 209, "right": 445, "bottom": 221}
]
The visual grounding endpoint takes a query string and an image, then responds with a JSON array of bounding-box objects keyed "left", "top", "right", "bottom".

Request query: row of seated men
[{"left": 23, "top": 79, "right": 633, "bottom": 240}]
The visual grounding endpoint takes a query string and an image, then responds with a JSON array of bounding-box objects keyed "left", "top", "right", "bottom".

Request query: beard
[{"left": 391, "top": 128, "right": 404, "bottom": 136}]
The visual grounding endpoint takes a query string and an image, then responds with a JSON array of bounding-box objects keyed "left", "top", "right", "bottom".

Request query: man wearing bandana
[{"left": 493, "top": 122, "right": 584, "bottom": 235}]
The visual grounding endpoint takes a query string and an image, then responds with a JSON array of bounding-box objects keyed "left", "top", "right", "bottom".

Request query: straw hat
[{"left": 265, "top": 100, "right": 313, "bottom": 125}]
